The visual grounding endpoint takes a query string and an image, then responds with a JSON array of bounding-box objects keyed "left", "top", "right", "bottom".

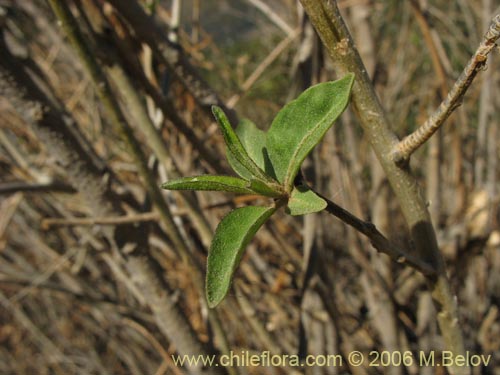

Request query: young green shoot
[{"left": 161, "top": 73, "right": 355, "bottom": 307}]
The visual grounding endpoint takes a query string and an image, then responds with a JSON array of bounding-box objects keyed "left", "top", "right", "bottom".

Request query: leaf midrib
[{"left": 283, "top": 105, "right": 340, "bottom": 190}]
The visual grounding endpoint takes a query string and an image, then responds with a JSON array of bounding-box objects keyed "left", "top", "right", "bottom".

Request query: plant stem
[
  {"left": 105, "top": 0, "right": 229, "bottom": 115},
  {"left": 47, "top": 0, "right": 191, "bottom": 262},
  {"left": 300, "top": 1, "right": 469, "bottom": 372},
  {"left": 393, "top": 13, "right": 500, "bottom": 163},
  {"left": 106, "top": 64, "right": 214, "bottom": 248},
  {"left": 41, "top": 212, "right": 161, "bottom": 228},
  {"left": 45, "top": 2, "right": 227, "bottom": 374},
  {"left": 317, "top": 192, "right": 435, "bottom": 276}
]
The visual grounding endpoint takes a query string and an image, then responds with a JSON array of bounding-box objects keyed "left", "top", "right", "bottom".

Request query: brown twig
[
  {"left": 244, "top": 0, "right": 295, "bottom": 35},
  {"left": 409, "top": 0, "right": 449, "bottom": 96},
  {"left": 121, "top": 318, "right": 184, "bottom": 375},
  {"left": 227, "top": 28, "right": 301, "bottom": 109},
  {"left": 0, "top": 181, "right": 76, "bottom": 195},
  {"left": 105, "top": 0, "right": 230, "bottom": 116},
  {"left": 409, "top": 0, "right": 450, "bottom": 225},
  {"left": 299, "top": 1, "right": 470, "bottom": 372},
  {"left": 46, "top": 0, "right": 193, "bottom": 261},
  {"left": 100, "top": 3, "right": 227, "bottom": 173},
  {"left": 41, "top": 212, "right": 162, "bottom": 229},
  {"left": 15, "top": 2, "right": 226, "bottom": 373},
  {"left": 392, "top": 14, "right": 500, "bottom": 163},
  {"left": 317, "top": 192, "right": 436, "bottom": 276}
]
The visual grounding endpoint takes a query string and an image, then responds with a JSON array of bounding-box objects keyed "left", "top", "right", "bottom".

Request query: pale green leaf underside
[
  {"left": 212, "top": 106, "right": 273, "bottom": 184},
  {"left": 266, "top": 73, "right": 355, "bottom": 191},
  {"left": 286, "top": 185, "right": 327, "bottom": 216},
  {"left": 206, "top": 205, "right": 276, "bottom": 308},
  {"left": 227, "top": 119, "right": 269, "bottom": 179},
  {"left": 161, "top": 175, "right": 254, "bottom": 194}
]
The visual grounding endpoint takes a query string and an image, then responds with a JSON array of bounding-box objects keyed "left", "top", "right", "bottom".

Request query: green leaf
[
  {"left": 161, "top": 175, "right": 254, "bottom": 194},
  {"left": 286, "top": 185, "right": 327, "bottom": 216},
  {"left": 224, "top": 118, "right": 283, "bottom": 198},
  {"left": 206, "top": 205, "right": 276, "bottom": 308},
  {"left": 266, "top": 74, "right": 355, "bottom": 191},
  {"left": 248, "top": 179, "right": 283, "bottom": 198},
  {"left": 212, "top": 106, "right": 274, "bottom": 184},
  {"left": 227, "top": 119, "right": 269, "bottom": 179}
]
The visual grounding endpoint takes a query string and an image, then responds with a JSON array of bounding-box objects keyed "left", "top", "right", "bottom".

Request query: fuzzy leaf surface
[
  {"left": 212, "top": 106, "right": 273, "bottom": 183},
  {"left": 286, "top": 185, "right": 327, "bottom": 215},
  {"left": 161, "top": 175, "right": 254, "bottom": 194},
  {"left": 266, "top": 74, "right": 354, "bottom": 191},
  {"left": 227, "top": 119, "right": 269, "bottom": 179},
  {"left": 206, "top": 205, "right": 276, "bottom": 307}
]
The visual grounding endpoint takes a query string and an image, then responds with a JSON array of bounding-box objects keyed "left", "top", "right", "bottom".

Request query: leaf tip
[
  {"left": 206, "top": 289, "right": 223, "bottom": 309},
  {"left": 205, "top": 259, "right": 233, "bottom": 309},
  {"left": 211, "top": 105, "right": 223, "bottom": 118},
  {"left": 344, "top": 72, "right": 355, "bottom": 88},
  {"left": 205, "top": 205, "right": 276, "bottom": 308}
]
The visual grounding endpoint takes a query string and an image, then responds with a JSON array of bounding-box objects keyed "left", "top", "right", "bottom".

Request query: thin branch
[
  {"left": 6, "top": 3, "right": 224, "bottom": 372},
  {"left": 244, "top": 0, "right": 295, "bottom": 35},
  {"left": 83, "top": 9, "right": 237, "bottom": 369},
  {"left": 392, "top": 14, "right": 500, "bottom": 163},
  {"left": 0, "top": 181, "right": 76, "bottom": 195},
  {"left": 122, "top": 318, "right": 184, "bottom": 375},
  {"left": 102, "top": 6, "right": 227, "bottom": 173},
  {"left": 317, "top": 192, "right": 436, "bottom": 276},
  {"left": 410, "top": 0, "right": 449, "bottom": 225},
  {"left": 409, "top": 0, "right": 449, "bottom": 96},
  {"left": 41, "top": 212, "right": 162, "bottom": 229},
  {"left": 227, "top": 28, "right": 301, "bottom": 109},
  {"left": 1, "top": 50, "right": 218, "bottom": 375},
  {"left": 105, "top": 0, "right": 231, "bottom": 117},
  {"left": 46, "top": 0, "right": 193, "bottom": 261},
  {"left": 300, "top": 1, "right": 470, "bottom": 371},
  {"left": 105, "top": 63, "right": 214, "bottom": 247}
]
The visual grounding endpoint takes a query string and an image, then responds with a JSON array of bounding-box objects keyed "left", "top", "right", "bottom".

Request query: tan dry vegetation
[{"left": 0, "top": 0, "right": 498, "bottom": 374}]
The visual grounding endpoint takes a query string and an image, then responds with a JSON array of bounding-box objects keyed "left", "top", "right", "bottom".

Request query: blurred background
[{"left": 0, "top": 0, "right": 498, "bottom": 374}]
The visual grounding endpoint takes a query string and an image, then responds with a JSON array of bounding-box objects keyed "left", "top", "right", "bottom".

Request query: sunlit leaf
[
  {"left": 206, "top": 205, "right": 276, "bottom": 308},
  {"left": 266, "top": 74, "right": 355, "bottom": 191},
  {"left": 227, "top": 119, "right": 269, "bottom": 179},
  {"left": 212, "top": 106, "right": 274, "bottom": 184},
  {"left": 161, "top": 175, "right": 254, "bottom": 194},
  {"left": 286, "top": 185, "right": 327, "bottom": 215}
]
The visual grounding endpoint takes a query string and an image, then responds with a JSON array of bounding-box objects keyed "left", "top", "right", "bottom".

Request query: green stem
[{"left": 299, "top": 1, "right": 468, "bottom": 372}]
